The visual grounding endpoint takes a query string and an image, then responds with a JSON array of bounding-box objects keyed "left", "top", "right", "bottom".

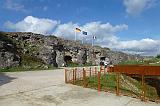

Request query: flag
[
  {"left": 93, "top": 36, "right": 96, "bottom": 39},
  {"left": 75, "top": 28, "right": 81, "bottom": 32},
  {"left": 82, "top": 31, "right": 87, "bottom": 35}
]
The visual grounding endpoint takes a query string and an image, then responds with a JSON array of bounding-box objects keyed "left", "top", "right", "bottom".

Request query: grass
[
  {"left": 0, "top": 65, "right": 57, "bottom": 72},
  {"left": 74, "top": 73, "right": 159, "bottom": 101},
  {"left": 66, "top": 62, "right": 79, "bottom": 67},
  {"left": 146, "top": 58, "right": 160, "bottom": 66},
  {"left": 118, "top": 60, "right": 144, "bottom": 65},
  {"left": 20, "top": 54, "right": 45, "bottom": 66},
  {"left": 84, "top": 62, "right": 93, "bottom": 66},
  {"left": 118, "top": 58, "right": 160, "bottom": 66}
]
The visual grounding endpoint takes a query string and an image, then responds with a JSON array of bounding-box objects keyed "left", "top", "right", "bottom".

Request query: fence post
[
  {"left": 104, "top": 67, "right": 106, "bottom": 74},
  {"left": 116, "top": 73, "right": 120, "bottom": 96},
  {"left": 75, "top": 68, "right": 77, "bottom": 81},
  {"left": 100, "top": 65, "right": 102, "bottom": 73},
  {"left": 141, "top": 75, "right": 146, "bottom": 102},
  {"left": 65, "top": 69, "right": 67, "bottom": 83},
  {"left": 98, "top": 71, "right": 101, "bottom": 92},
  {"left": 95, "top": 67, "right": 97, "bottom": 75},
  {"left": 83, "top": 68, "right": 87, "bottom": 87},
  {"left": 73, "top": 69, "right": 75, "bottom": 84},
  {"left": 89, "top": 67, "right": 92, "bottom": 77}
]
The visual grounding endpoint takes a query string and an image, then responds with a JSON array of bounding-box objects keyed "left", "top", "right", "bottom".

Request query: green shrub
[
  {"left": 67, "top": 62, "right": 79, "bottom": 67},
  {"left": 118, "top": 60, "right": 143, "bottom": 65},
  {"left": 156, "top": 54, "right": 160, "bottom": 59}
]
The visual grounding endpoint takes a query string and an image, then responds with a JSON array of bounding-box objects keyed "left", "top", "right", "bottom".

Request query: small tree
[{"left": 156, "top": 54, "right": 160, "bottom": 58}]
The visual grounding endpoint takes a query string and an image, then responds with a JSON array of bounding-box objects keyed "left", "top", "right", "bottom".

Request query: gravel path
[{"left": 0, "top": 69, "right": 159, "bottom": 106}]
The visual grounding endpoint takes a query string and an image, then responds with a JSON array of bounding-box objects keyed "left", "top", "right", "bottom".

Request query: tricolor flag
[
  {"left": 75, "top": 28, "right": 81, "bottom": 32},
  {"left": 93, "top": 36, "right": 96, "bottom": 39},
  {"left": 82, "top": 31, "right": 87, "bottom": 35}
]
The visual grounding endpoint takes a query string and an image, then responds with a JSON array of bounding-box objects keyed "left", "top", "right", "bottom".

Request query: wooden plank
[{"left": 113, "top": 65, "right": 160, "bottom": 76}]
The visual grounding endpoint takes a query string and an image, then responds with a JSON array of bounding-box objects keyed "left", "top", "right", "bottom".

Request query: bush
[
  {"left": 156, "top": 54, "right": 160, "bottom": 59},
  {"left": 67, "top": 62, "right": 79, "bottom": 67},
  {"left": 118, "top": 60, "right": 143, "bottom": 65}
]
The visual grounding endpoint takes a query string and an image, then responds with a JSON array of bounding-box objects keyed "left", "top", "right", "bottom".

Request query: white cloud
[
  {"left": 123, "top": 0, "right": 157, "bottom": 16},
  {"left": 53, "top": 22, "right": 128, "bottom": 44},
  {"left": 4, "top": 0, "right": 28, "bottom": 12},
  {"left": 53, "top": 22, "right": 78, "bottom": 39},
  {"left": 5, "top": 16, "right": 59, "bottom": 34},
  {"left": 114, "top": 38, "right": 160, "bottom": 56},
  {"left": 116, "top": 38, "right": 159, "bottom": 50},
  {"left": 82, "top": 22, "right": 128, "bottom": 45},
  {"left": 5, "top": 16, "right": 160, "bottom": 56}
]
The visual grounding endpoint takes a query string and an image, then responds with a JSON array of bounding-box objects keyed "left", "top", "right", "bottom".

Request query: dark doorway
[
  {"left": 100, "top": 57, "right": 106, "bottom": 61},
  {"left": 64, "top": 56, "right": 72, "bottom": 65},
  {"left": 100, "top": 57, "right": 106, "bottom": 66}
]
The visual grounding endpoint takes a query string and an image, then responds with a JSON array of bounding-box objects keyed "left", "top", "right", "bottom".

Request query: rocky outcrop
[
  {"left": 0, "top": 32, "right": 20, "bottom": 68},
  {"left": 0, "top": 31, "right": 143, "bottom": 68}
]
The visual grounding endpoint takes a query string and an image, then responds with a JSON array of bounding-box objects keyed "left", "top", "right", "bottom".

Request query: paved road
[{"left": 0, "top": 69, "right": 159, "bottom": 106}]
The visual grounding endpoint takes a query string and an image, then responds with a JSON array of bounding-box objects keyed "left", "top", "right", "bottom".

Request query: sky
[{"left": 0, "top": 0, "right": 160, "bottom": 56}]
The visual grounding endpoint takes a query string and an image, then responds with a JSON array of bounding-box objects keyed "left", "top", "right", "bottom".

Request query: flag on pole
[
  {"left": 75, "top": 28, "right": 81, "bottom": 32},
  {"left": 93, "top": 36, "right": 96, "bottom": 39},
  {"left": 82, "top": 31, "right": 87, "bottom": 35},
  {"left": 92, "top": 35, "right": 96, "bottom": 46}
]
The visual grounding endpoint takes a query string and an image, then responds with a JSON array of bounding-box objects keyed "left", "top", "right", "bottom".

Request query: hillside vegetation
[{"left": 118, "top": 56, "right": 160, "bottom": 66}]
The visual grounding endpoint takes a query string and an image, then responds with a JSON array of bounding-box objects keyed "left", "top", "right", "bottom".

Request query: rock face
[
  {"left": 0, "top": 32, "right": 20, "bottom": 68},
  {"left": 0, "top": 32, "right": 143, "bottom": 68}
]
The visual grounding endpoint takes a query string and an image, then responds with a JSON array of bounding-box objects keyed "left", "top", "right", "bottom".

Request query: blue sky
[{"left": 0, "top": 0, "right": 160, "bottom": 56}]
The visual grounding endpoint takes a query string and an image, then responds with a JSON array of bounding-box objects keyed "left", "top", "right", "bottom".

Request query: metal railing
[{"left": 64, "top": 65, "right": 160, "bottom": 103}]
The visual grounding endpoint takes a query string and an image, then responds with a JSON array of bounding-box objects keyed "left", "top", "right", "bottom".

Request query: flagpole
[
  {"left": 75, "top": 30, "right": 76, "bottom": 41},
  {"left": 92, "top": 36, "right": 94, "bottom": 46},
  {"left": 82, "top": 31, "right": 84, "bottom": 44}
]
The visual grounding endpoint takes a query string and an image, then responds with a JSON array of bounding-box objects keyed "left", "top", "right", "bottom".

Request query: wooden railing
[{"left": 110, "top": 65, "right": 160, "bottom": 75}]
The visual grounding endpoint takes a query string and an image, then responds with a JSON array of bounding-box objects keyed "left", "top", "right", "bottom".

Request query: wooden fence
[{"left": 64, "top": 65, "right": 160, "bottom": 102}]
